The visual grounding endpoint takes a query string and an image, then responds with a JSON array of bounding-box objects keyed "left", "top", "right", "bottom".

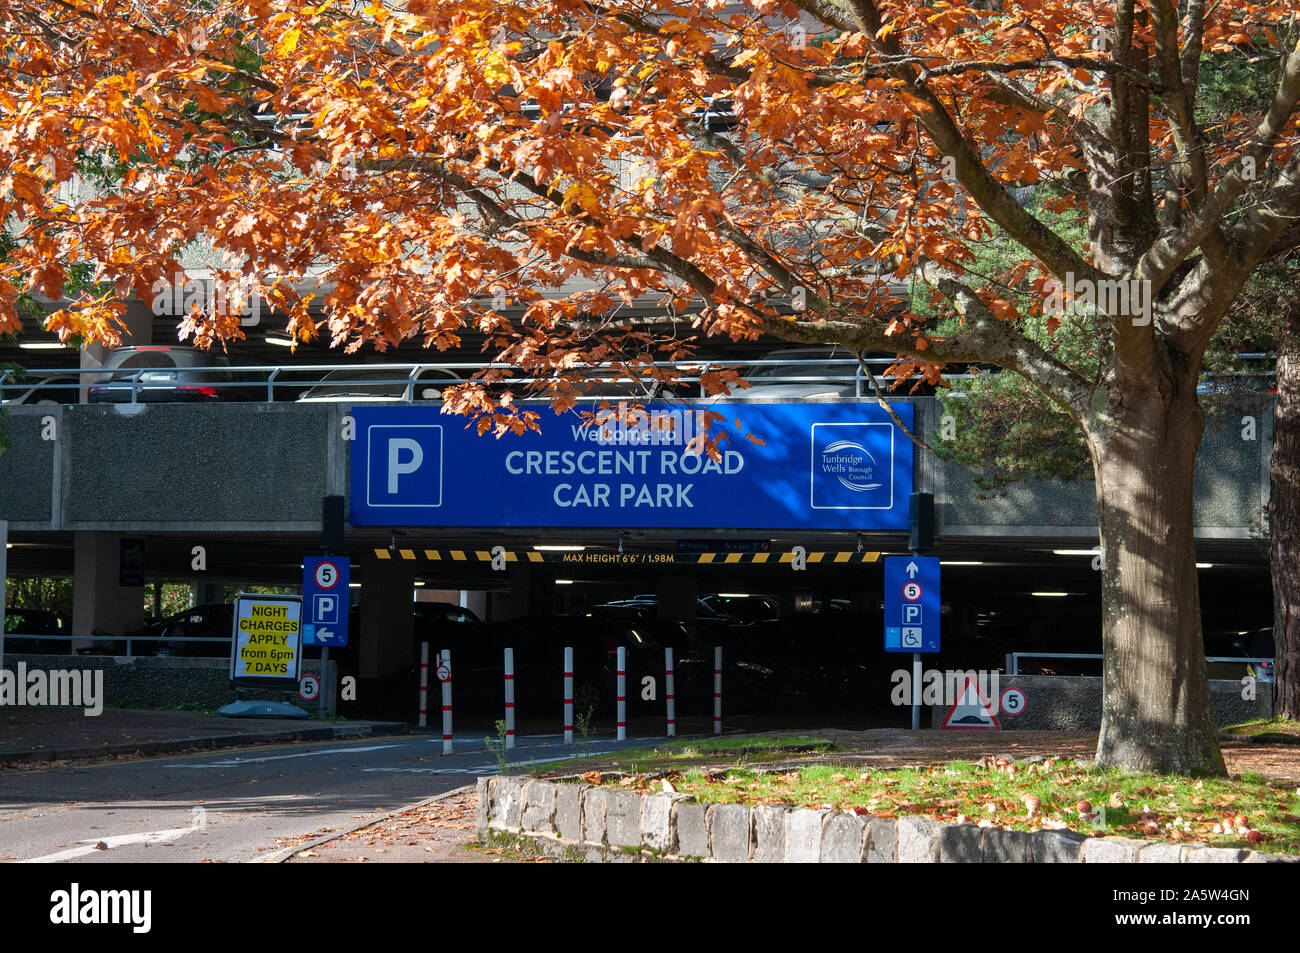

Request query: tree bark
[
  {"left": 1271, "top": 334, "right": 1300, "bottom": 719},
  {"left": 1089, "top": 386, "right": 1228, "bottom": 775}
]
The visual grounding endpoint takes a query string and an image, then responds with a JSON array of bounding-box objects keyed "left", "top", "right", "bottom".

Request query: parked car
[
  {"left": 727, "top": 346, "right": 870, "bottom": 399},
  {"left": 514, "top": 364, "right": 686, "bottom": 402},
  {"left": 131, "top": 603, "right": 234, "bottom": 658},
  {"left": 3, "top": 607, "right": 71, "bottom": 653},
  {"left": 0, "top": 373, "right": 82, "bottom": 405},
  {"left": 698, "top": 593, "right": 780, "bottom": 624},
  {"left": 88, "top": 346, "right": 256, "bottom": 403},
  {"left": 1206, "top": 628, "right": 1274, "bottom": 681},
  {"left": 295, "top": 366, "right": 461, "bottom": 403}
]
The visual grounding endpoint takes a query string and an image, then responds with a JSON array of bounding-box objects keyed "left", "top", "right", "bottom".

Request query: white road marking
[
  {"left": 175, "top": 744, "right": 404, "bottom": 768},
  {"left": 363, "top": 740, "right": 661, "bottom": 774},
  {"left": 23, "top": 824, "right": 202, "bottom": 863}
]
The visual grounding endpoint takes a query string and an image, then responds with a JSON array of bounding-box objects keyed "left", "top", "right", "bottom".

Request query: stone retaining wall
[
  {"left": 476, "top": 777, "right": 1297, "bottom": 864},
  {"left": 930, "top": 677, "right": 1271, "bottom": 731},
  {"left": 3, "top": 654, "right": 326, "bottom": 713}
]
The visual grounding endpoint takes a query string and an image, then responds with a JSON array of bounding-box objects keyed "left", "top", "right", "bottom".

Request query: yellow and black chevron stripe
[{"left": 371, "top": 549, "right": 881, "bottom": 565}]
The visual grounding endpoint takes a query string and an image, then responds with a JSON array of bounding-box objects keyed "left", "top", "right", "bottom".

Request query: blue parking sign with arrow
[
  {"left": 303, "top": 556, "right": 350, "bottom": 647},
  {"left": 884, "top": 555, "right": 940, "bottom": 653}
]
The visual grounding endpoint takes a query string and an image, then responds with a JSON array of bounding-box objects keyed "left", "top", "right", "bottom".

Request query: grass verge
[
  {"left": 1221, "top": 717, "right": 1300, "bottom": 743},
  {"left": 585, "top": 758, "right": 1300, "bottom": 854},
  {"left": 529, "top": 733, "right": 834, "bottom": 776}
]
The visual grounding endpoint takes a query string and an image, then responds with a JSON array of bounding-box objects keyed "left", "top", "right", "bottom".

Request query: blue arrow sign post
[
  {"left": 884, "top": 555, "right": 940, "bottom": 730},
  {"left": 303, "top": 556, "right": 350, "bottom": 648}
]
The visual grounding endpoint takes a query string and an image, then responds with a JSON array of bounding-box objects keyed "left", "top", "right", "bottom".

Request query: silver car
[{"left": 87, "top": 346, "right": 253, "bottom": 403}]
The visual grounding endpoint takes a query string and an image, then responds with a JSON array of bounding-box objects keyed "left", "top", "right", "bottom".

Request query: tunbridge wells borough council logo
[{"left": 810, "top": 422, "right": 893, "bottom": 510}]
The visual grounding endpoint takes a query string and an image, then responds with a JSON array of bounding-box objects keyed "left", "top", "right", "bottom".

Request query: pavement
[
  {"left": 0, "top": 706, "right": 407, "bottom": 765},
  {"left": 4, "top": 709, "right": 1297, "bottom": 864}
]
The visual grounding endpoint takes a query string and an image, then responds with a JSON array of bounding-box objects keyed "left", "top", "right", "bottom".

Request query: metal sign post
[
  {"left": 439, "top": 650, "right": 453, "bottom": 754},
  {"left": 563, "top": 647, "right": 574, "bottom": 744},
  {"left": 884, "top": 555, "right": 941, "bottom": 730}
]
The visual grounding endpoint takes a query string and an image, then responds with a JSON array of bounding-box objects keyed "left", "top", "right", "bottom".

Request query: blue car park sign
[
  {"left": 884, "top": 555, "right": 940, "bottom": 653},
  {"left": 349, "top": 402, "right": 914, "bottom": 530},
  {"left": 302, "top": 556, "right": 349, "bottom": 647}
]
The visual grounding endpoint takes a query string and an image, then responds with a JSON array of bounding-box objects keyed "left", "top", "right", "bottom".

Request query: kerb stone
[
  {"left": 897, "top": 816, "right": 942, "bottom": 863},
  {"left": 821, "top": 812, "right": 867, "bottom": 863},
  {"left": 785, "top": 809, "right": 828, "bottom": 863},
  {"left": 710, "top": 804, "right": 752, "bottom": 863},
  {"left": 752, "top": 805, "right": 788, "bottom": 863}
]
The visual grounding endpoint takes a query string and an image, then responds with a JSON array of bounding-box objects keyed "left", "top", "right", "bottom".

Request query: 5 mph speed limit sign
[
  {"left": 298, "top": 674, "right": 321, "bottom": 702},
  {"left": 1000, "top": 687, "right": 1027, "bottom": 717},
  {"left": 314, "top": 561, "right": 341, "bottom": 589}
]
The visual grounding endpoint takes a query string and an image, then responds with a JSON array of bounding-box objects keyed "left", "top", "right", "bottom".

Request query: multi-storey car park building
[{"left": 0, "top": 288, "right": 1275, "bottom": 725}]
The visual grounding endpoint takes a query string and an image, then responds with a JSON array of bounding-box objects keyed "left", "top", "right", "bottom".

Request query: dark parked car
[
  {"left": 132, "top": 603, "right": 234, "bottom": 658},
  {"left": 0, "top": 373, "right": 82, "bottom": 405},
  {"left": 3, "top": 607, "right": 71, "bottom": 654}
]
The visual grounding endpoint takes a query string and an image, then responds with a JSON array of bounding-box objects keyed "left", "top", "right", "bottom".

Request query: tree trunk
[
  {"left": 1271, "top": 335, "right": 1300, "bottom": 720},
  {"left": 1089, "top": 387, "right": 1227, "bottom": 775}
]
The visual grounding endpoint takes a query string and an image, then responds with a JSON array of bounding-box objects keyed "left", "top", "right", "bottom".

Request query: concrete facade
[{"left": 0, "top": 397, "right": 1272, "bottom": 536}]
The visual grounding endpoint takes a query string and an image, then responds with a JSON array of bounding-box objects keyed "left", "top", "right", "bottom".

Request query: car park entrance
[{"left": 0, "top": 385, "right": 1275, "bottom": 730}]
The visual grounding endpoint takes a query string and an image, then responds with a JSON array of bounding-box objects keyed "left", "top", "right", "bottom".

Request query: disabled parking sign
[
  {"left": 303, "top": 556, "right": 350, "bottom": 647},
  {"left": 884, "top": 555, "right": 940, "bottom": 653}
]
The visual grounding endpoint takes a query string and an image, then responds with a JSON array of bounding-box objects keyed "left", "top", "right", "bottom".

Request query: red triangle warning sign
[{"left": 940, "top": 675, "right": 1001, "bottom": 730}]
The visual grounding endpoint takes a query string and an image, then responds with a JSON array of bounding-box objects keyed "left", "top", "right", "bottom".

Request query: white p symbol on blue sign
[
  {"left": 314, "top": 594, "right": 338, "bottom": 624},
  {"left": 903, "top": 604, "right": 922, "bottom": 624},
  {"left": 388, "top": 438, "right": 424, "bottom": 493},
  {"left": 366, "top": 425, "right": 444, "bottom": 509}
]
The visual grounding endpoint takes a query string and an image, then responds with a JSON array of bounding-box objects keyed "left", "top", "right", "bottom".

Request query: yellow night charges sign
[{"left": 231, "top": 596, "right": 302, "bottom": 680}]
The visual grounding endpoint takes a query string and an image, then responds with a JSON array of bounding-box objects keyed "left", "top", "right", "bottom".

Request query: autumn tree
[{"left": 4, "top": 1, "right": 1300, "bottom": 774}]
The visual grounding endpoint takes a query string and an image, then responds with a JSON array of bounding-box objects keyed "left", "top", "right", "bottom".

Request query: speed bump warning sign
[{"left": 231, "top": 594, "right": 302, "bottom": 683}]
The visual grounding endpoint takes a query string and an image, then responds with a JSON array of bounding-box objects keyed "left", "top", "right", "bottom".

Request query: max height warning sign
[{"left": 230, "top": 594, "right": 302, "bottom": 682}]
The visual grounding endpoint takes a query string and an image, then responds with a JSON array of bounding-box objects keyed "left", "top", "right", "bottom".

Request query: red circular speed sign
[
  {"left": 298, "top": 674, "right": 321, "bottom": 702},
  {"left": 903, "top": 582, "right": 922, "bottom": 601},
  {"left": 314, "top": 561, "right": 341, "bottom": 589}
]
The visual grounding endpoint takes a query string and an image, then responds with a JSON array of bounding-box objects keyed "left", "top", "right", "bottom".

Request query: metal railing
[
  {"left": 1008, "top": 652, "right": 1272, "bottom": 675},
  {"left": 1, "top": 632, "right": 230, "bottom": 659},
  {"left": 0, "top": 355, "right": 973, "bottom": 404}
]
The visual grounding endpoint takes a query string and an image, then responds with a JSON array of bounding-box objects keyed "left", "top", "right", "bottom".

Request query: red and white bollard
[
  {"left": 503, "top": 647, "right": 516, "bottom": 750},
  {"left": 616, "top": 645, "right": 626, "bottom": 742},
  {"left": 665, "top": 647, "right": 676, "bottom": 738},
  {"left": 713, "top": 645, "right": 722, "bottom": 735},
  {"left": 440, "top": 648, "right": 453, "bottom": 754},
  {"left": 418, "top": 641, "right": 429, "bottom": 728},
  {"left": 563, "top": 646, "right": 574, "bottom": 745}
]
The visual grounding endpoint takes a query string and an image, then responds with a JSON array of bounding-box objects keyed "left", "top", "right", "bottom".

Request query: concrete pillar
[
  {"left": 499, "top": 564, "right": 556, "bottom": 616},
  {"left": 657, "top": 575, "right": 698, "bottom": 621},
  {"left": 359, "top": 553, "right": 416, "bottom": 679},
  {"left": 71, "top": 532, "right": 147, "bottom": 651},
  {"left": 529, "top": 569, "right": 556, "bottom": 617},
  {"left": 195, "top": 582, "right": 223, "bottom": 605},
  {"left": 460, "top": 589, "right": 488, "bottom": 620}
]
